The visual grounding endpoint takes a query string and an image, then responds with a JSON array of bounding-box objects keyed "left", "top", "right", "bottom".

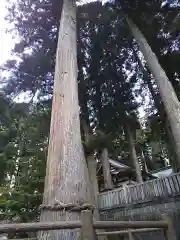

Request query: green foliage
[
  {"left": 0, "top": 96, "right": 49, "bottom": 221},
  {"left": 0, "top": 0, "right": 179, "bottom": 221}
]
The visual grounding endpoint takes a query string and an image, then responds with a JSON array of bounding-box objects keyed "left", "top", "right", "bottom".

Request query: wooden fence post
[
  {"left": 123, "top": 184, "right": 128, "bottom": 204},
  {"left": 162, "top": 214, "right": 177, "bottom": 240},
  {"left": 81, "top": 210, "right": 97, "bottom": 240},
  {"left": 128, "top": 231, "right": 134, "bottom": 240}
]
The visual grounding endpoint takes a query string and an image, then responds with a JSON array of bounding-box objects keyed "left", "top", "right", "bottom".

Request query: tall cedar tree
[{"left": 38, "top": 0, "right": 91, "bottom": 239}]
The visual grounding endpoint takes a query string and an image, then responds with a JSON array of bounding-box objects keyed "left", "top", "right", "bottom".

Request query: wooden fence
[
  {"left": 99, "top": 173, "right": 180, "bottom": 210},
  {"left": 0, "top": 211, "right": 176, "bottom": 240}
]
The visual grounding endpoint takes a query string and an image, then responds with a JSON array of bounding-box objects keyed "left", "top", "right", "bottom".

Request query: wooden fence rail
[
  {"left": 5, "top": 229, "right": 163, "bottom": 238},
  {"left": 99, "top": 172, "right": 180, "bottom": 210},
  {"left": 97, "top": 228, "right": 160, "bottom": 236},
  {"left": 0, "top": 220, "right": 167, "bottom": 233},
  {"left": 0, "top": 221, "right": 82, "bottom": 233},
  {"left": 0, "top": 211, "right": 176, "bottom": 240},
  {"left": 94, "top": 220, "right": 167, "bottom": 229}
]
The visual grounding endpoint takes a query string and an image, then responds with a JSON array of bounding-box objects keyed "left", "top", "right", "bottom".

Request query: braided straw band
[{"left": 39, "top": 202, "right": 95, "bottom": 212}]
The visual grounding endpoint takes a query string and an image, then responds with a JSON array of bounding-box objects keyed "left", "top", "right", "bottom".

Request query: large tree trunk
[
  {"left": 165, "top": 118, "right": 179, "bottom": 172},
  {"left": 101, "top": 148, "right": 113, "bottom": 190},
  {"left": 145, "top": 77, "right": 178, "bottom": 171},
  {"left": 39, "top": 0, "right": 91, "bottom": 239},
  {"left": 81, "top": 119, "right": 100, "bottom": 219},
  {"left": 126, "top": 17, "right": 180, "bottom": 170},
  {"left": 87, "top": 158, "right": 108, "bottom": 240},
  {"left": 87, "top": 155, "right": 100, "bottom": 220},
  {"left": 142, "top": 146, "right": 153, "bottom": 171},
  {"left": 132, "top": 47, "right": 178, "bottom": 172},
  {"left": 125, "top": 124, "right": 143, "bottom": 183},
  {"left": 82, "top": 121, "right": 107, "bottom": 240}
]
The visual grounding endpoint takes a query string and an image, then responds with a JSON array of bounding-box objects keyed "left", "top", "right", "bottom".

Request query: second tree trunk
[
  {"left": 125, "top": 124, "right": 143, "bottom": 183},
  {"left": 126, "top": 17, "right": 180, "bottom": 170}
]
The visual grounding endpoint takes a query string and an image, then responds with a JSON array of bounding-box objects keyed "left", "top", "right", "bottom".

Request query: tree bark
[
  {"left": 126, "top": 17, "right": 180, "bottom": 169},
  {"left": 133, "top": 48, "right": 178, "bottom": 172},
  {"left": 39, "top": 0, "right": 91, "bottom": 239},
  {"left": 81, "top": 119, "right": 100, "bottom": 219},
  {"left": 101, "top": 148, "right": 113, "bottom": 190},
  {"left": 125, "top": 124, "right": 143, "bottom": 183},
  {"left": 165, "top": 118, "right": 179, "bottom": 172},
  {"left": 144, "top": 77, "right": 178, "bottom": 171},
  {"left": 87, "top": 155, "right": 100, "bottom": 220},
  {"left": 141, "top": 151, "right": 149, "bottom": 174},
  {"left": 82, "top": 122, "right": 107, "bottom": 240}
]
